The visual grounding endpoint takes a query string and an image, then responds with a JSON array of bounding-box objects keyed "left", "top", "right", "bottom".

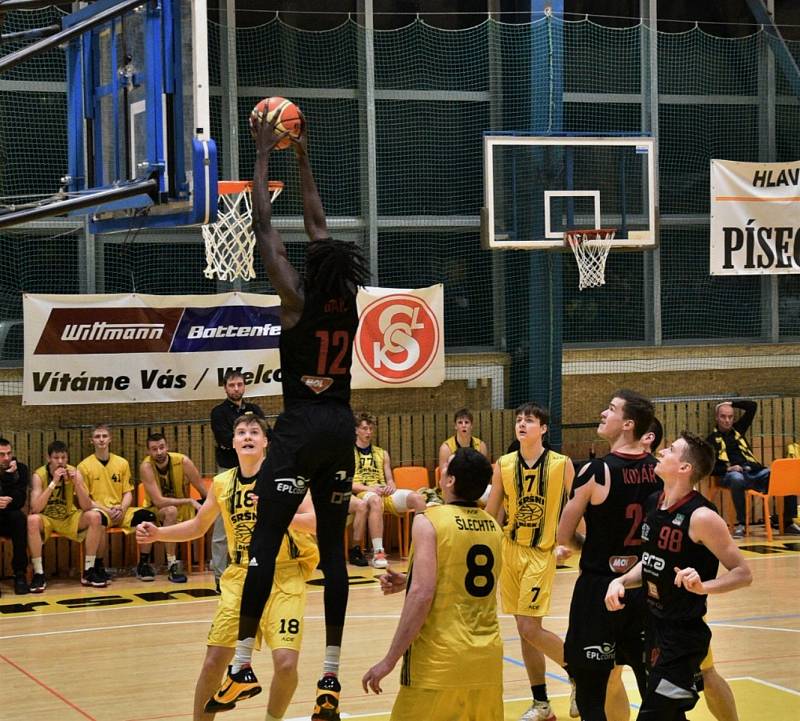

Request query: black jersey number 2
[
  {"left": 465, "top": 544, "right": 495, "bottom": 597},
  {"left": 315, "top": 330, "right": 350, "bottom": 375}
]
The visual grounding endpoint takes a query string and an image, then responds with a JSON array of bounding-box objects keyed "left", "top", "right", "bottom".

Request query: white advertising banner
[
  {"left": 710, "top": 159, "right": 800, "bottom": 275},
  {"left": 23, "top": 286, "right": 444, "bottom": 405},
  {"left": 352, "top": 285, "right": 444, "bottom": 389}
]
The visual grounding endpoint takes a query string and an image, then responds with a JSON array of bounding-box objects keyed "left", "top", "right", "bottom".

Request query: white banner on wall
[
  {"left": 710, "top": 158, "right": 800, "bottom": 275},
  {"left": 23, "top": 286, "right": 444, "bottom": 405}
]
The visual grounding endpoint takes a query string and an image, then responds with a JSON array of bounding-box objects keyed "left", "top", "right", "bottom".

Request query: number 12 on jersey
[{"left": 315, "top": 330, "right": 350, "bottom": 375}]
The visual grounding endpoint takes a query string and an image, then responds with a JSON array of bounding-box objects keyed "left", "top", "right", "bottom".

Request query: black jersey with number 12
[{"left": 279, "top": 292, "right": 359, "bottom": 408}]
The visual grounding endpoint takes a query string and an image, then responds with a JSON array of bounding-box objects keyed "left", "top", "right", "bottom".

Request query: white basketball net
[
  {"left": 202, "top": 183, "right": 283, "bottom": 282},
  {"left": 565, "top": 229, "right": 616, "bottom": 291}
]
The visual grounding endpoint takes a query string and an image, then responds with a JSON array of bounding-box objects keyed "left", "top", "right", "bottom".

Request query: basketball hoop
[
  {"left": 564, "top": 228, "right": 616, "bottom": 291},
  {"left": 202, "top": 180, "right": 284, "bottom": 282}
]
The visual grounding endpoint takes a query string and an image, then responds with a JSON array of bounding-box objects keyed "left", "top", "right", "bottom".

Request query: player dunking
[{"left": 213, "top": 113, "right": 368, "bottom": 720}]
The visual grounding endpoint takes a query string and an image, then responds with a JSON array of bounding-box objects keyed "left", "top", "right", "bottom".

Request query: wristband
[{"left": 48, "top": 481, "right": 56, "bottom": 490}]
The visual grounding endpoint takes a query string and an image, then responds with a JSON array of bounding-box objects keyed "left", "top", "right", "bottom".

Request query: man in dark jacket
[
  {"left": 0, "top": 437, "right": 30, "bottom": 594},
  {"left": 707, "top": 400, "right": 799, "bottom": 538}
]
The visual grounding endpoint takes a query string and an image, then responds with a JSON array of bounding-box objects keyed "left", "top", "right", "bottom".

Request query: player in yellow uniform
[
  {"left": 136, "top": 414, "right": 318, "bottom": 721},
  {"left": 486, "top": 402, "right": 574, "bottom": 721},
  {"left": 27, "top": 440, "right": 107, "bottom": 591},
  {"left": 437, "top": 408, "right": 491, "bottom": 505},
  {"left": 352, "top": 412, "right": 426, "bottom": 568},
  {"left": 78, "top": 423, "right": 157, "bottom": 582},
  {"left": 140, "top": 432, "right": 207, "bottom": 583},
  {"left": 362, "top": 447, "right": 503, "bottom": 721}
]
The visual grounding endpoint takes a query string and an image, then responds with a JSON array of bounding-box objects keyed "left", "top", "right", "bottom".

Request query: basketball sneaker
[
  {"left": 29, "top": 573, "right": 47, "bottom": 593},
  {"left": 136, "top": 559, "right": 156, "bottom": 581},
  {"left": 732, "top": 524, "right": 745, "bottom": 539},
  {"left": 14, "top": 574, "right": 30, "bottom": 595},
  {"left": 94, "top": 559, "right": 111, "bottom": 583},
  {"left": 203, "top": 697, "right": 236, "bottom": 714},
  {"left": 519, "top": 701, "right": 556, "bottom": 721},
  {"left": 213, "top": 664, "right": 261, "bottom": 705},
  {"left": 168, "top": 560, "right": 187, "bottom": 583},
  {"left": 312, "top": 674, "right": 341, "bottom": 721},
  {"left": 348, "top": 545, "right": 368, "bottom": 567},
  {"left": 372, "top": 550, "right": 388, "bottom": 569},
  {"left": 81, "top": 567, "right": 108, "bottom": 588}
]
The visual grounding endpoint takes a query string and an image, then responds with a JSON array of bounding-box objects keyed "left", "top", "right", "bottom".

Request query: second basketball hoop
[{"left": 565, "top": 228, "right": 616, "bottom": 290}]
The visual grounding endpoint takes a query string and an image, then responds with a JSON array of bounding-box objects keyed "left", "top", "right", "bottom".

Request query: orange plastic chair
[
  {"left": 745, "top": 458, "right": 800, "bottom": 541},
  {"left": 390, "top": 466, "right": 429, "bottom": 558}
]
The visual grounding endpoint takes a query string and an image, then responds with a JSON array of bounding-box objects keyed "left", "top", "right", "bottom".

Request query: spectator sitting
[
  {"left": 139, "top": 433, "right": 208, "bottom": 583},
  {"left": 0, "top": 438, "right": 30, "bottom": 595},
  {"left": 27, "top": 441, "right": 106, "bottom": 591},
  {"left": 352, "top": 412, "right": 426, "bottom": 569},
  {"left": 437, "top": 408, "right": 491, "bottom": 505},
  {"left": 707, "top": 400, "right": 800, "bottom": 538}
]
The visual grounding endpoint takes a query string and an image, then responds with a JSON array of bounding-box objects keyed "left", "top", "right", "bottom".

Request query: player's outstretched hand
[
  {"left": 378, "top": 567, "right": 407, "bottom": 595},
  {"left": 674, "top": 566, "right": 705, "bottom": 594},
  {"left": 289, "top": 117, "right": 308, "bottom": 157},
  {"left": 362, "top": 658, "right": 395, "bottom": 695},
  {"left": 605, "top": 578, "right": 626, "bottom": 611},
  {"left": 135, "top": 521, "right": 160, "bottom": 544},
  {"left": 255, "top": 111, "right": 289, "bottom": 155}
]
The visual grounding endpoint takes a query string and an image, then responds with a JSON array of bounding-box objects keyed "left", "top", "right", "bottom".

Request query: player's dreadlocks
[{"left": 305, "top": 238, "right": 369, "bottom": 298}]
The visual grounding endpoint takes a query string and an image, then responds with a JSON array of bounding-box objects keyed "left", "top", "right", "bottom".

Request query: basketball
[{"left": 249, "top": 96, "right": 304, "bottom": 149}]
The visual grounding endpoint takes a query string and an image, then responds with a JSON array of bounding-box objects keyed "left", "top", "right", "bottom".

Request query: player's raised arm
[
  {"left": 251, "top": 116, "right": 303, "bottom": 315},
  {"left": 291, "top": 122, "right": 329, "bottom": 242}
]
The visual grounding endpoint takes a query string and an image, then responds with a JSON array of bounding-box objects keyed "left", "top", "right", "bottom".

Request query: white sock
[
  {"left": 167, "top": 554, "right": 176, "bottom": 566},
  {"left": 371, "top": 538, "right": 384, "bottom": 553},
  {"left": 32, "top": 557, "right": 43, "bottom": 574},
  {"left": 230, "top": 637, "right": 255, "bottom": 674},
  {"left": 323, "top": 645, "right": 341, "bottom": 676},
  {"left": 85, "top": 555, "right": 96, "bottom": 571}
]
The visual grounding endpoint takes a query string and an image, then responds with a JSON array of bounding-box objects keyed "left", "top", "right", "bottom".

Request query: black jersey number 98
[{"left": 464, "top": 544, "right": 495, "bottom": 597}]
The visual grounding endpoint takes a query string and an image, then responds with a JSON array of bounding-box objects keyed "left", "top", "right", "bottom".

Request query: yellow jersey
[
  {"left": 400, "top": 503, "right": 503, "bottom": 689},
  {"left": 213, "top": 467, "right": 318, "bottom": 579},
  {"left": 34, "top": 464, "right": 79, "bottom": 520},
  {"left": 78, "top": 453, "right": 133, "bottom": 508},
  {"left": 498, "top": 449, "right": 569, "bottom": 550},
  {"left": 444, "top": 435, "right": 483, "bottom": 454},
  {"left": 142, "top": 452, "right": 189, "bottom": 507},
  {"left": 353, "top": 445, "right": 386, "bottom": 486}
]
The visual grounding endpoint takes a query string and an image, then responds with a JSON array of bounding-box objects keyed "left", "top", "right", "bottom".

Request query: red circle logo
[{"left": 355, "top": 294, "right": 440, "bottom": 384}]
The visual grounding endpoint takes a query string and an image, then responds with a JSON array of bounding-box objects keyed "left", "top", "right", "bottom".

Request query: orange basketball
[{"left": 249, "top": 97, "right": 304, "bottom": 149}]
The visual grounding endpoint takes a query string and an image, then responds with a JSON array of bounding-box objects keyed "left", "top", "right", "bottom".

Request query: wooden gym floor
[{"left": 1, "top": 533, "right": 798, "bottom": 721}]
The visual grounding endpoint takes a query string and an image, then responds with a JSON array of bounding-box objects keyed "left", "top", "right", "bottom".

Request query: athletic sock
[
  {"left": 532, "top": 684, "right": 549, "bottom": 703},
  {"left": 166, "top": 554, "right": 176, "bottom": 566},
  {"left": 85, "top": 555, "right": 96, "bottom": 571},
  {"left": 140, "top": 551, "right": 152, "bottom": 563},
  {"left": 32, "top": 557, "right": 44, "bottom": 574},
  {"left": 371, "top": 538, "right": 383, "bottom": 553},
  {"left": 323, "top": 645, "right": 341, "bottom": 676},
  {"left": 230, "top": 637, "right": 255, "bottom": 674}
]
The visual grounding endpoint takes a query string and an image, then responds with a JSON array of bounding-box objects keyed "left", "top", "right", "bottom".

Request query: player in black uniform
[
  {"left": 558, "top": 390, "right": 661, "bottom": 721},
  {"left": 214, "top": 113, "right": 369, "bottom": 720},
  {"left": 606, "top": 432, "right": 751, "bottom": 721}
]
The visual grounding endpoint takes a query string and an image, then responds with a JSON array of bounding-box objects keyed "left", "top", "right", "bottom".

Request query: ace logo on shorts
[{"left": 355, "top": 294, "right": 440, "bottom": 384}]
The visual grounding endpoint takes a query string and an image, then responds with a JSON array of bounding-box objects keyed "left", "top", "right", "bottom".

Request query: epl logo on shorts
[
  {"left": 276, "top": 476, "right": 308, "bottom": 495},
  {"left": 355, "top": 295, "right": 440, "bottom": 384}
]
